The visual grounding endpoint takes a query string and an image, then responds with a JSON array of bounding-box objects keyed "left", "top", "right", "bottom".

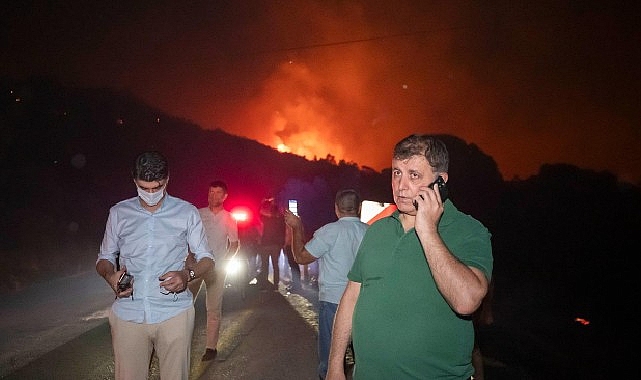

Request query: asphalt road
[
  {"left": 1, "top": 265, "right": 577, "bottom": 380},
  {"left": 0, "top": 269, "right": 323, "bottom": 380},
  {"left": 0, "top": 271, "right": 114, "bottom": 378}
]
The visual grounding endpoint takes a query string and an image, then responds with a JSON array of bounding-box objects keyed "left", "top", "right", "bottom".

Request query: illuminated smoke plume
[{"left": 6, "top": 0, "right": 637, "bottom": 181}]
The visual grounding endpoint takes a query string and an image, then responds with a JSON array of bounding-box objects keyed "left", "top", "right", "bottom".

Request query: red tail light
[{"left": 231, "top": 206, "right": 252, "bottom": 224}]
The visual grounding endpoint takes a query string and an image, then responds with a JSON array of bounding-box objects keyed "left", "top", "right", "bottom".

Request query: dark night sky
[{"left": 2, "top": 0, "right": 639, "bottom": 183}]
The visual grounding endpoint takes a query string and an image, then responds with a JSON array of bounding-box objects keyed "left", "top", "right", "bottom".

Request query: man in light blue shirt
[
  {"left": 284, "top": 189, "right": 368, "bottom": 380},
  {"left": 96, "top": 151, "right": 214, "bottom": 380}
]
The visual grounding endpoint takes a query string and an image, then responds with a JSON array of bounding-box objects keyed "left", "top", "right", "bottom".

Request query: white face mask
[{"left": 137, "top": 184, "right": 166, "bottom": 206}]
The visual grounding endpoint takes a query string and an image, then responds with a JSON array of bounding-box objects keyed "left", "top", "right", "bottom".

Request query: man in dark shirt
[{"left": 257, "top": 198, "right": 286, "bottom": 291}]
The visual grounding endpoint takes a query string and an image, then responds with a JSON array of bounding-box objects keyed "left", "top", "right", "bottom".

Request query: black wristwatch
[{"left": 187, "top": 269, "right": 196, "bottom": 282}]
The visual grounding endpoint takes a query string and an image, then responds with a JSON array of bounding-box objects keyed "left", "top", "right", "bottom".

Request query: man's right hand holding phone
[
  {"left": 114, "top": 266, "right": 134, "bottom": 299},
  {"left": 413, "top": 176, "right": 448, "bottom": 235},
  {"left": 283, "top": 208, "right": 302, "bottom": 229}
]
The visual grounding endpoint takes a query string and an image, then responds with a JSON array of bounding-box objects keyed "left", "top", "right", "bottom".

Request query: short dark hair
[
  {"left": 335, "top": 189, "right": 361, "bottom": 214},
  {"left": 209, "top": 180, "right": 228, "bottom": 193},
  {"left": 132, "top": 151, "right": 169, "bottom": 181},
  {"left": 393, "top": 134, "right": 449, "bottom": 172}
]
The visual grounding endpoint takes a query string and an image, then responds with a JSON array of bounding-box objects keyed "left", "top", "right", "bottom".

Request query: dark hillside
[{"left": 1, "top": 78, "right": 400, "bottom": 291}]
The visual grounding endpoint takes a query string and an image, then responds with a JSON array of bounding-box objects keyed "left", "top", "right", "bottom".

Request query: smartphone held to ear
[
  {"left": 413, "top": 176, "right": 448, "bottom": 210},
  {"left": 429, "top": 176, "right": 448, "bottom": 202}
]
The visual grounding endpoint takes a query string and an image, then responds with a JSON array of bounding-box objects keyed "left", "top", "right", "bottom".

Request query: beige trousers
[
  {"left": 109, "top": 307, "right": 194, "bottom": 380},
  {"left": 188, "top": 263, "right": 225, "bottom": 349}
]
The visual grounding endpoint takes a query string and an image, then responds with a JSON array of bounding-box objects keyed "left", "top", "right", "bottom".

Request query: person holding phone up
[
  {"left": 96, "top": 151, "right": 214, "bottom": 380},
  {"left": 326, "top": 134, "right": 493, "bottom": 380},
  {"left": 284, "top": 189, "right": 369, "bottom": 380}
]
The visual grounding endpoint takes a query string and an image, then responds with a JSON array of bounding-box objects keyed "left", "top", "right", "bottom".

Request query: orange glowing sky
[{"left": 3, "top": 1, "right": 640, "bottom": 183}]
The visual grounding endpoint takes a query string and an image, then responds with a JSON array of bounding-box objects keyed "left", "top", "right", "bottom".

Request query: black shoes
[{"left": 201, "top": 348, "right": 218, "bottom": 361}]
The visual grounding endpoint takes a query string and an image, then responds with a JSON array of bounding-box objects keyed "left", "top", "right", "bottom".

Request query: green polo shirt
[{"left": 348, "top": 201, "right": 493, "bottom": 379}]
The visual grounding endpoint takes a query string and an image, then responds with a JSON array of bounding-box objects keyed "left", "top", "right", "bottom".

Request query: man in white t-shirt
[{"left": 187, "top": 180, "right": 239, "bottom": 361}]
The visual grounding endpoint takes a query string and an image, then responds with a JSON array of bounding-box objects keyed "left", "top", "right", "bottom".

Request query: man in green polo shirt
[{"left": 326, "top": 134, "right": 493, "bottom": 380}]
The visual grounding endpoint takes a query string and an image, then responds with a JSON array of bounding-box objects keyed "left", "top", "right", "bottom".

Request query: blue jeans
[{"left": 318, "top": 301, "right": 338, "bottom": 379}]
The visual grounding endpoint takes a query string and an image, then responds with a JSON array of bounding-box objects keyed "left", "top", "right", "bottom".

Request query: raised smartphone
[{"left": 288, "top": 199, "right": 298, "bottom": 216}]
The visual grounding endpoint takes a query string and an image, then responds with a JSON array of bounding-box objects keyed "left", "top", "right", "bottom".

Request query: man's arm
[
  {"left": 414, "top": 193, "right": 488, "bottom": 315},
  {"left": 423, "top": 236, "right": 488, "bottom": 316},
  {"left": 416, "top": 227, "right": 488, "bottom": 316},
  {"left": 191, "top": 257, "right": 215, "bottom": 280},
  {"left": 225, "top": 212, "right": 241, "bottom": 260},
  {"left": 96, "top": 259, "right": 132, "bottom": 297},
  {"left": 184, "top": 251, "right": 214, "bottom": 277},
  {"left": 96, "top": 259, "right": 116, "bottom": 284},
  {"left": 283, "top": 210, "right": 316, "bottom": 265},
  {"left": 416, "top": 211, "right": 488, "bottom": 315},
  {"left": 161, "top": 256, "right": 215, "bottom": 293},
  {"left": 96, "top": 210, "right": 131, "bottom": 297},
  {"left": 225, "top": 240, "right": 240, "bottom": 260},
  {"left": 326, "top": 280, "right": 360, "bottom": 380}
]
